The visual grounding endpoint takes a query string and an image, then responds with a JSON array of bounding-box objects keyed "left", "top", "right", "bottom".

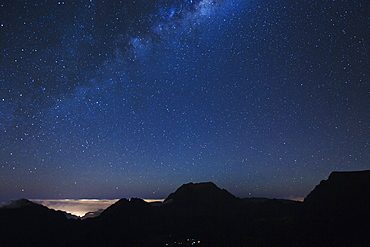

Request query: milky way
[{"left": 1, "top": 0, "right": 369, "bottom": 200}]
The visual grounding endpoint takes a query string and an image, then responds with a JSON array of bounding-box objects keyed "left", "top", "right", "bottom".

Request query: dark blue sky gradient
[{"left": 1, "top": 0, "right": 369, "bottom": 200}]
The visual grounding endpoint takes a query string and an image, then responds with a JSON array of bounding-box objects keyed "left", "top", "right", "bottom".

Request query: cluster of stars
[{"left": 1, "top": 0, "right": 369, "bottom": 200}]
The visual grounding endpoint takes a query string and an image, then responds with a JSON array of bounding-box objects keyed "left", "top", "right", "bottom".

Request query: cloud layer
[{"left": 32, "top": 198, "right": 164, "bottom": 217}]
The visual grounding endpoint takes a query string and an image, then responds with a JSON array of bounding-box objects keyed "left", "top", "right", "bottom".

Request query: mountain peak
[
  {"left": 164, "top": 182, "right": 239, "bottom": 207},
  {"left": 177, "top": 181, "right": 219, "bottom": 190}
]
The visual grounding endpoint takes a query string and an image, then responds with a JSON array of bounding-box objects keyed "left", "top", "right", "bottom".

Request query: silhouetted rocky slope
[
  {"left": 295, "top": 170, "right": 370, "bottom": 247},
  {"left": 0, "top": 199, "right": 74, "bottom": 247},
  {"left": 304, "top": 170, "right": 370, "bottom": 209},
  {"left": 1, "top": 170, "right": 369, "bottom": 247}
]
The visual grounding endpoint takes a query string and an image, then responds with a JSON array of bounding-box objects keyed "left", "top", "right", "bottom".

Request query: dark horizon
[{"left": 1, "top": 171, "right": 369, "bottom": 247}]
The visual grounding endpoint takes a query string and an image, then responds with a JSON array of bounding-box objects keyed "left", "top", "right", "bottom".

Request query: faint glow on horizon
[
  {"left": 144, "top": 199, "right": 165, "bottom": 203},
  {"left": 286, "top": 196, "right": 304, "bottom": 202},
  {"left": 30, "top": 197, "right": 303, "bottom": 217},
  {"left": 32, "top": 198, "right": 165, "bottom": 217}
]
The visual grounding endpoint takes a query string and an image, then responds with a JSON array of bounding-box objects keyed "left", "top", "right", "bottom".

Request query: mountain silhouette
[
  {"left": 163, "top": 182, "right": 241, "bottom": 215},
  {"left": 295, "top": 170, "right": 370, "bottom": 247},
  {"left": 0, "top": 199, "right": 73, "bottom": 247},
  {"left": 304, "top": 170, "right": 370, "bottom": 210},
  {"left": 1, "top": 170, "right": 369, "bottom": 246},
  {"left": 165, "top": 182, "right": 239, "bottom": 204}
]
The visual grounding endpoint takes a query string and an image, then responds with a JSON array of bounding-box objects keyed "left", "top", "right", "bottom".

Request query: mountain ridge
[{"left": 1, "top": 170, "right": 369, "bottom": 246}]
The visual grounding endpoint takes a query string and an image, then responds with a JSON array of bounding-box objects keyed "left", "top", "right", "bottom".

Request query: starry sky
[{"left": 1, "top": 0, "right": 369, "bottom": 201}]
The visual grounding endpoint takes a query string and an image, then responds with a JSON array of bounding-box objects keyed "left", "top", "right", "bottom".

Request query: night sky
[{"left": 1, "top": 0, "right": 369, "bottom": 201}]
